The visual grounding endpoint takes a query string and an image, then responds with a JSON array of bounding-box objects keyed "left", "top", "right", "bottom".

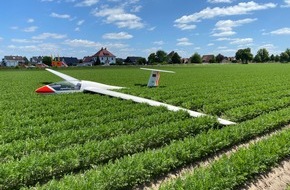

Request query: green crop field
[{"left": 2, "top": 64, "right": 290, "bottom": 189}]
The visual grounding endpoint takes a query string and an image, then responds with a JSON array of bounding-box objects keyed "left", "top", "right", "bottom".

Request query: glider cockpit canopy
[{"left": 48, "top": 81, "right": 81, "bottom": 91}]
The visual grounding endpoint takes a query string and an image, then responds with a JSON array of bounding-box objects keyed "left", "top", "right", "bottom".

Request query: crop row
[
  {"left": 0, "top": 110, "right": 189, "bottom": 163},
  {"left": 0, "top": 116, "right": 216, "bottom": 189},
  {"left": 160, "top": 127, "right": 290, "bottom": 189},
  {"left": 223, "top": 95, "right": 290, "bottom": 122},
  {"left": 124, "top": 77, "right": 290, "bottom": 118},
  {"left": 201, "top": 88, "right": 290, "bottom": 116},
  {"left": 30, "top": 105, "right": 290, "bottom": 190},
  {"left": 0, "top": 96, "right": 172, "bottom": 144}
]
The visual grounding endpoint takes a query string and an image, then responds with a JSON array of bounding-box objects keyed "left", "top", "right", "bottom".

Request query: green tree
[
  {"left": 235, "top": 48, "right": 253, "bottom": 64},
  {"left": 156, "top": 50, "right": 168, "bottom": 63},
  {"left": 94, "top": 57, "right": 101, "bottom": 65},
  {"left": 137, "top": 58, "right": 147, "bottom": 65},
  {"left": 270, "top": 54, "right": 275, "bottom": 62},
  {"left": 190, "top": 52, "right": 202, "bottom": 63},
  {"left": 216, "top": 54, "right": 224, "bottom": 63},
  {"left": 254, "top": 54, "right": 262, "bottom": 63},
  {"left": 171, "top": 52, "right": 181, "bottom": 64},
  {"left": 275, "top": 55, "right": 280, "bottom": 62},
  {"left": 148, "top": 53, "right": 156, "bottom": 64},
  {"left": 255, "top": 48, "right": 269, "bottom": 63},
  {"left": 42, "top": 56, "right": 52, "bottom": 66},
  {"left": 23, "top": 57, "right": 29, "bottom": 65},
  {"left": 280, "top": 52, "right": 289, "bottom": 63},
  {"left": 285, "top": 48, "right": 290, "bottom": 62}
]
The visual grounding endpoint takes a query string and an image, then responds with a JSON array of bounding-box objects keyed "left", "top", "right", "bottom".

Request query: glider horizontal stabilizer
[{"left": 140, "top": 68, "right": 175, "bottom": 73}]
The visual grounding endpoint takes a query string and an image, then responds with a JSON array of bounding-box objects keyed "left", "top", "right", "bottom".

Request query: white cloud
[
  {"left": 23, "top": 26, "right": 38, "bottom": 32},
  {"left": 93, "top": 7, "right": 144, "bottom": 29},
  {"left": 258, "top": 44, "right": 276, "bottom": 51},
  {"left": 104, "top": 42, "right": 128, "bottom": 49},
  {"left": 148, "top": 27, "right": 156, "bottom": 31},
  {"left": 102, "top": 32, "right": 133, "bottom": 40},
  {"left": 176, "top": 38, "right": 193, "bottom": 46},
  {"left": 270, "top": 27, "right": 290, "bottom": 35},
  {"left": 281, "top": 0, "right": 290, "bottom": 7},
  {"left": 75, "top": 27, "right": 80, "bottom": 32},
  {"left": 218, "top": 46, "right": 228, "bottom": 49},
  {"left": 131, "top": 5, "right": 142, "bottom": 12},
  {"left": 216, "top": 37, "right": 232, "bottom": 41},
  {"left": 27, "top": 18, "right": 34, "bottom": 23},
  {"left": 153, "top": 41, "right": 164, "bottom": 45},
  {"left": 175, "top": 1, "right": 276, "bottom": 29},
  {"left": 230, "top": 38, "right": 253, "bottom": 45},
  {"left": 7, "top": 43, "right": 60, "bottom": 53},
  {"left": 212, "top": 31, "right": 236, "bottom": 37},
  {"left": 75, "top": 0, "right": 99, "bottom": 7},
  {"left": 143, "top": 47, "right": 162, "bottom": 54},
  {"left": 212, "top": 18, "right": 257, "bottom": 37},
  {"left": 50, "top": 12, "right": 71, "bottom": 19},
  {"left": 207, "top": 0, "right": 233, "bottom": 3},
  {"left": 11, "top": 39, "right": 42, "bottom": 43},
  {"left": 64, "top": 39, "right": 100, "bottom": 47},
  {"left": 77, "top": 20, "right": 85, "bottom": 25},
  {"left": 207, "top": 43, "right": 215, "bottom": 46},
  {"left": 174, "top": 23, "right": 196, "bottom": 30},
  {"left": 32, "top": 33, "right": 67, "bottom": 40},
  {"left": 215, "top": 18, "right": 257, "bottom": 30}
]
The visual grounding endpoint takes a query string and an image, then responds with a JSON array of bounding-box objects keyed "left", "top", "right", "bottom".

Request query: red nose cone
[{"left": 35, "top": 85, "right": 55, "bottom": 94}]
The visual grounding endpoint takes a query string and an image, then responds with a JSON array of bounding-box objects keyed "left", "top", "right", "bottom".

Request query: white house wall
[
  {"left": 100, "top": 56, "right": 116, "bottom": 64},
  {"left": 5, "top": 60, "right": 19, "bottom": 67}
]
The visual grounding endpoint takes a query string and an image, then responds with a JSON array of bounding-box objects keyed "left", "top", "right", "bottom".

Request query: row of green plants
[
  {"left": 0, "top": 110, "right": 189, "bottom": 163},
  {"left": 0, "top": 98, "right": 172, "bottom": 144},
  {"left": 28, "top": 106, "right": 290, "bottom": 190},
  {"left": 0, "top": 116, "right": 216, "bottom": 189},
  {"left": 160, "top": 127, "right": 290, "bottom": 189},
  {"left": 223, "top": 95, "right": 290, "bottom": 122}
]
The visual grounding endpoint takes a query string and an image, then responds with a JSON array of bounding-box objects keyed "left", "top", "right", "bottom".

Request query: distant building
[
  {"left": 30, "top": 56, "right": 43, "bottom": 64},
  {"left": 116, "top": 58, "right": 124, "bottom": 65},
  {"left": 2, "top": 56, "right": 25, "bottom": 67},
  {"left": 202, "top": 55, "right": 215, "bottom": 63},
  {"left": 60, "top": 57, "right": 79, "bottom": 66},
  {"left": 79, "top": 56, "right": 93, "bottom": 66},
  {"left": 181, "top": 58, "right": 189, "bottom": 64},
  {"left": 124, "top": 56, "right": 144, "bottom": 65},
  {"left": 92, "top": 47, "right": 116, "bottom": 65}
]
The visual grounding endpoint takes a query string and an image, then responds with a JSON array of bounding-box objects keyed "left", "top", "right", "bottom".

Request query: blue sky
[{"left": 1, "top": 0, "right": 290, "bottom": 59}]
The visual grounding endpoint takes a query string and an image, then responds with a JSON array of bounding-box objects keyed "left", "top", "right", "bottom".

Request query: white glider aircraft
[{"left": 35, "top": 68, "right": 236, "bottom": 125}]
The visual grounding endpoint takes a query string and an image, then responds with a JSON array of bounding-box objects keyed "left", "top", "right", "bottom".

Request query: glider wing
[
  {"left": 46, "top": 68, "right": 80, "bottom": 85},
  {"left": 84, "top": 87, "right": 236, "bottom": 125}
]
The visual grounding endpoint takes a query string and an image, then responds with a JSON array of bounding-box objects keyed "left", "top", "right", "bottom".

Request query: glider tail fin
[{"left": 147, "top": 71, "right": 160, "bottom": 87}]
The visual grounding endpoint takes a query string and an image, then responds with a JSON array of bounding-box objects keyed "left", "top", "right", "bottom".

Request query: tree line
[
  {"left": 146, "top": 48, "right": 290, "bottom": 64},
  {"left": 40, "top": 48, "right": 290, "bottom": 66}
]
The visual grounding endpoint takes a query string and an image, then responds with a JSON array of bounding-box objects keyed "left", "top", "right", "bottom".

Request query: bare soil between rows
[
  {"left": 240, "top": 157, "right": 290, "bottom": 190},
  {"left": 134, "top": 125, "right": 290, "bottom": 190}
]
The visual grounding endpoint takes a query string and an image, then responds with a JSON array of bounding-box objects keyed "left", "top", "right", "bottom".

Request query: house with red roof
[{"left": 91, "top": 47, "right": 116, "bottom": 65}]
